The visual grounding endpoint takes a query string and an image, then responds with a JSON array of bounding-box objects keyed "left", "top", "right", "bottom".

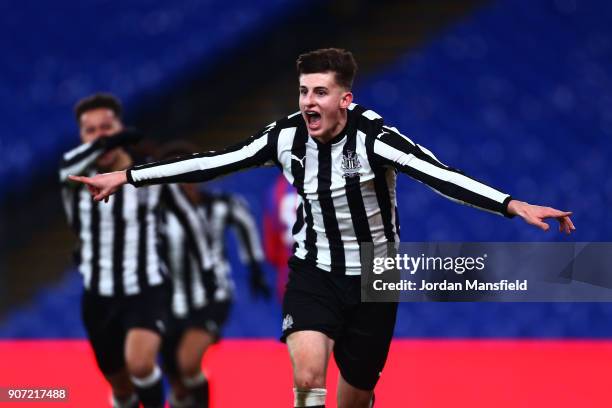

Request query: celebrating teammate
[
  {"left": 157, "top": 142, "right": 270, "bottom": 408},
  {"left": 60, "top": 94, "right": 213, "bottom": 408},
  {"left": 70, "top": 49, "right": 575, "bottom": 408}
]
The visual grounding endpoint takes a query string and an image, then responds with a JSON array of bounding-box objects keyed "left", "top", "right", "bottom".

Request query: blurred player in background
[
  {"left": 263, "top": 174, "right": 298, "bottom": 299},
  {"left": 59, "top": 94, "right": 205, "bottom": 408},
  {"left": 70, "top": 49, "right": 575, "bottom": 408},
  {"left": 157, "top": 141, "right": 271, "bottom": 408}
]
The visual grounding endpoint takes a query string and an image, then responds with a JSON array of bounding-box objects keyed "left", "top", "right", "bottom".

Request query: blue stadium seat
[{"left": 0, "top": 0, "right": 310, "bottom": 198}]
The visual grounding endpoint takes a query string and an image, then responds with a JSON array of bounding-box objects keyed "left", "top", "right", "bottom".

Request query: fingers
[
  {"left": 542, "top": 208, "right": 572, "bottom": 218},
  {"left": 94, "top": 190, "right": 109, "bottom": 202},
  {"left": 538, "top": 222, "right": 550, "bottom": 232},
  {"left": 522, "top": 204, "right": 575, "bottom": 234},
  {"left": 528, "top": 217, "right": 550, "bottom": 231},
  {"left": 561, "top": 219, "right": 570, "bottom": 235},
  {"left": 557, "top": 216, "right": 576, "bottom": 235},
  {"left": 564, "top": 216, "right": 576, "bottom": 231},
  {"left": 69, "top": 175, "right": 91, "bottom": 184}
]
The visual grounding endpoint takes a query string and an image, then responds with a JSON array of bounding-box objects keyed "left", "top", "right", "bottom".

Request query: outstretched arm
[
  {"left": 71, "top": 127, "right": 277, "bottom": 201},
  {"left": 371, "top": 125, "right": 513, "bottom": 217},
  {"left": 507, "top": 200, "right": 575, "bottom": 234},
  {"left": 371, "top": 125, "right": 575, "bottom": 234}
]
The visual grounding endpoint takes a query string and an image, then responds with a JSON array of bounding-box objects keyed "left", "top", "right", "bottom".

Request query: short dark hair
[
  {"left": 74, "top": 93, "right": 123, "bottom": 123},
  {"left": 296, "top": 48, "right": 357, "bottom": 90}
]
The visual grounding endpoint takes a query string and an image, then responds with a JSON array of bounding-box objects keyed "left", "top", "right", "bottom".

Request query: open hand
[{"left": 507, "top": 200, "right": 575, "bottom": 234}]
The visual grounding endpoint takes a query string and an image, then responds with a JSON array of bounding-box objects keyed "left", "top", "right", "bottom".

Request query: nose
[{"left": 302, "top": 91, "right": 315, "bottom": 107}]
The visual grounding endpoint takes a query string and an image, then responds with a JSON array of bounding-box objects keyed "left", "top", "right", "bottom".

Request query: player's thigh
[
  {"left": 334, "top": 301, "right": 398, "bottom": 391},
  {"left": 125, "top": 328, "right": 162, "bottom": 368},
  {"left": 176, "top": 328, "right": 215, "bottom": 375},
  {"left": 123, "top": 285, "right": 169, "bottom": 372},
  {"left": 281, "top": 261, "right": 344, "bottom": 343},
  {"left": 81, "top": 292, "right": 126, "bottom": 376},
  {"left": 287, "top": 330, "right": 334, "bottom": 387}
]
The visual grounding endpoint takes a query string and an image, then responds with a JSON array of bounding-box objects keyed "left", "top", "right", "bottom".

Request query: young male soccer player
[
  {"left": 70, "top": 49, "right": 575, "bottom": 408},
  {"left": 60, "top": 94, "right": 213, "bottom": 408}
]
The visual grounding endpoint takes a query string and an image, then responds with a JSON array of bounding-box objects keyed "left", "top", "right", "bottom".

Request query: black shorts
[
  {"left": 281, "top": 257, "right": 398, "bottom": 391},
  {"left": 81, "top": 284, "right": 170, "bottom": 375},
  {"left": 161, "top": 300, "right": 232, "bottom": 377}
]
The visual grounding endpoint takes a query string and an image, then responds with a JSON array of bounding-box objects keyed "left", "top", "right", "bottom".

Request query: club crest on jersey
[{"left": 341, "top": 150, "right": 362, "bottom": 178}]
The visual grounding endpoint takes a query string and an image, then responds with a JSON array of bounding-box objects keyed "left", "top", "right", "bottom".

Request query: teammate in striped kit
[
  {"left": 70, "top": 49, "right": 575, "bottom": 408},
  {"left": 60, "top": 94, "right": 213, "bottom": 408},
  {"left": 157, "top": 142, "right": 270, "bottom": 408}
]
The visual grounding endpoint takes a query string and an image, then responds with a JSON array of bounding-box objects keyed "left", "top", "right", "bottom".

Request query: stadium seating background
[
  {"left": 2, "top": 0, "right": 610, "bottom": 339},
  {"left": 0, "top": 0, "right": 316, "bottom": 198}
]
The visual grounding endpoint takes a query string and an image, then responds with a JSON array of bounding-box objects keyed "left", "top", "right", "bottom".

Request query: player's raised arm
[
  {"left": 71, "top": 127, "right": 278, "bottom": 201},
  {"left": 371, "top": 125, "right": 575, "bottom": 234}
]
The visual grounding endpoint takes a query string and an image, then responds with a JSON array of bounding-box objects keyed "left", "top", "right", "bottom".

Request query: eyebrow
[{"left": 299, "top": 86, "right": 329, "bottom": 91}]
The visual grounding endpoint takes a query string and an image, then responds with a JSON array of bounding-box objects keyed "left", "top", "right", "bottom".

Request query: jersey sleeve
[
  {"left": 59, "top": 130, "right": 142, "bottom": 184},
  {"left": 58, "top": 139, "right": 107, "bottom": 184},
  {"left": 127, "top": 127, "right": 277, "bottom": 187},
  {"left": 370, "top": 125, "right": 514, "bottom": 217}
]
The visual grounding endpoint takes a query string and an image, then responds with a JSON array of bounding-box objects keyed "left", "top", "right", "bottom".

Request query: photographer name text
[{"left": 372, "top": 279, "right": 528, "bottom": 292}]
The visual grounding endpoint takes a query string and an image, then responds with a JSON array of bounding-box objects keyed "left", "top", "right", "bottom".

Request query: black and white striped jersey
[
  {"left": 59, "top": 139, "right": 213, "bottom": 296},
  {"left": 199, "top": 192, "right": 265, "bottom": 288},
  {"left": 128, "top": 104, "right": 512, "bottom": 275},
  {"left": 158, "top": 188, "right": 235, "bottom": 318}
]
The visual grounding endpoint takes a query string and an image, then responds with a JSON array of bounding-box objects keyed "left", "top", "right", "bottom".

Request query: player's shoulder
[
  {"left": 348, "top": 103, "right": 385, "bottom": 137},
  {"left": 349, "top": 103, "right": 384, "bottom": 121}
]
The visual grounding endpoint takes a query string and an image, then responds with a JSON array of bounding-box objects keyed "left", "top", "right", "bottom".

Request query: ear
[{"left": 340, "top": 91, "right": 353, "bottom": 109}]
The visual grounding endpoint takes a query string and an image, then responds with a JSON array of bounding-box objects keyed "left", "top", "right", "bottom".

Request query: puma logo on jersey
[{"left": 291, "top": 155, "right": 306, "bottom": 168}]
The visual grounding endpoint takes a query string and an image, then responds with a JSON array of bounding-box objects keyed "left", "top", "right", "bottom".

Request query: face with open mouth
[{"left": 299, "top": 72, "right": 353, "bottom": 143}]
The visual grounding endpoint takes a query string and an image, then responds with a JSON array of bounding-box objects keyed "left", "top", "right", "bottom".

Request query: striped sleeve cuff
[
  {"left": 126, "top": 167, "right": 138, "bottom": 186},
  {"left": 502, "top": 196, "right": 515, "bottom": 218}
]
